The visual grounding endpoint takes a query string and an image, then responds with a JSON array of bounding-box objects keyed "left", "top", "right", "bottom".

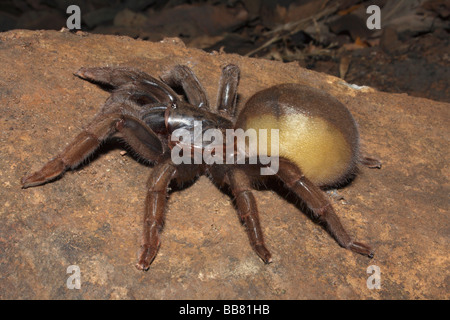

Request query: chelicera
[{"left": 21, "top": 64, "right": 381, "bottom": 270}]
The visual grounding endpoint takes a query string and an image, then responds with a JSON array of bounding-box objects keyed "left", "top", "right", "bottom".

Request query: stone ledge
[{"left": 0, "top": 30, "right": 448, "bottom": 299}]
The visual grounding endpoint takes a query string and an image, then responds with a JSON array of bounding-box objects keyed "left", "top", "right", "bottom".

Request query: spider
[{"left": 21, "top": 64, "right": 381, "bottom": 270}]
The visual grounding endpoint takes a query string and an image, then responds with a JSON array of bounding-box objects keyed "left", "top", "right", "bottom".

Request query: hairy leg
[
  {"left": 276, "top": 159, "right": 374, "bottom": 257},
  {"left": 21, "top": 113, "right": 122, "bottom": 188},
  {"left": 228, "top": 168, "right": 272, "bottom": 263},
  {"left": 75, "top": 66, "right": 179, "bottom": 104},
  {"left": 216, "top": 64, "right": 240, "bottom": 117},
  {"left": 360, "top": 156, "right": 382, "bottom": 169},
  {"left": 160, "top": 65, "right": 209, "bottom": 109},
  {"left": 22, "top": 110, "right": 165, "bottom": 188},
  {"left": 136, "top": 160, "right": 177, "bottom": 270}
]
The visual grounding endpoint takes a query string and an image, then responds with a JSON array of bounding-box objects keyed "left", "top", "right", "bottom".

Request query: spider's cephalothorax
[{"left": 21, "top": 64, "right": 381, "bottom": 270}]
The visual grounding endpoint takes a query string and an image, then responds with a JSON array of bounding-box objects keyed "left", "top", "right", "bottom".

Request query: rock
[{"left": 0, "top": 30, "right": 448, "bottom": 299}]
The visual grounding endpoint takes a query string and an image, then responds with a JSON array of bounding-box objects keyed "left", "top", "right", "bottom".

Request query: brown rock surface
[{"left": 0, "top": 30, "right": 448, "bottom": 299}]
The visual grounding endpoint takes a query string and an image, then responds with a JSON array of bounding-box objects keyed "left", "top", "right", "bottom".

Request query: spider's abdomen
[{"left": 235, "top": 84, "right": 360, "bottom": 187}]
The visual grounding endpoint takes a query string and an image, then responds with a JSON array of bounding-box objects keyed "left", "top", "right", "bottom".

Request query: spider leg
[
  {"left": 21, "top": 108, "right": 164, "bottom": 188},
  {"left": 21, "top": 112, "right": 122, "bottom": 188},
  {"left": 276, "top": 159, "right": 374, "bottom": 258},
  {"left": 360, "top": 156, "right": 382, "bottom": 169},
  {"left": 75, "top": 67, "right": 179, "bottom": 104},
  {"left": 160, "top": 65, "right": 209, "bottom": 109},
  {"left": 115, "top": 114, "right": 164, "bottom": 160},
  {"left": 136, "top": 160, "right": 177, "bottom": 271},
  {"left": 228, "top": 168, "right": 272, "bottom": 263},
  {"left": 216, "top": 64, "right": 240, "bottom": 118}
]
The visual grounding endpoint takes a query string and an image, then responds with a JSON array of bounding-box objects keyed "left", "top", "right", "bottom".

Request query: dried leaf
[{"left": 339, "top": 55, "right": 351, "bottom": 79}]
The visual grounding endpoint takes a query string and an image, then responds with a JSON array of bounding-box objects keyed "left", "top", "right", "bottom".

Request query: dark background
[{"left": 0, "top": 0, "right": 448, "bottom": 102}]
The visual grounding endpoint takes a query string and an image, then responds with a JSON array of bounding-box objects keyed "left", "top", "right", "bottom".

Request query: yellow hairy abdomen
[{"left": 245, "top": 114, "right": 352, "bottom": 186}]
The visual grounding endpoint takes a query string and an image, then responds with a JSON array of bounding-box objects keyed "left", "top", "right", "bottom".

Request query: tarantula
[{"left": 21, "top": 64, "right": 380, "bottom": 270}]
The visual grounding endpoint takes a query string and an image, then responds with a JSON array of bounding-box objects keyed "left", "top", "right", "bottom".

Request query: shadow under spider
[
  {"left": 45, "top": 132, "right": 360, "bottom": 235},
  {"left": 230, "top": 173, "right": 359, "bottom": 239}
]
